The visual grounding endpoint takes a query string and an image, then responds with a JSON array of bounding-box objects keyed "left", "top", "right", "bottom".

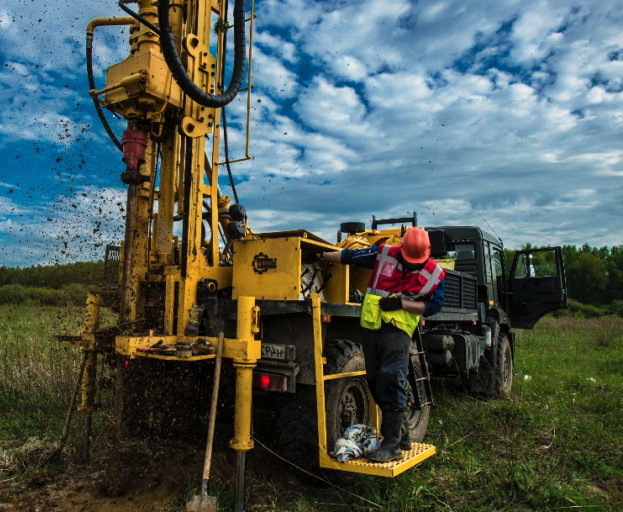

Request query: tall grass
[{"left": 0, "top": 305, "right": 84, "bottom": 436}]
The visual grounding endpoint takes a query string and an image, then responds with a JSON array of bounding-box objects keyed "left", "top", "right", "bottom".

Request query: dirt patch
[
  {"left": 0, "top": 431, "right": 310, "bottom": 512},
  {"left": 0, "top": 435, "right": 246, "bottom": 512}
]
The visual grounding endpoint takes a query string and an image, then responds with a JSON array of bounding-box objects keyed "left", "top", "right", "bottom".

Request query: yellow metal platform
[{"left": 319, "top": 443, "right": 437, "bottom": 477}]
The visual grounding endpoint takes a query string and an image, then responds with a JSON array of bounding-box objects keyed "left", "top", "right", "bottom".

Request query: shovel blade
[{"left": 186, "top": 493, "right": 217, "bottom": 512}]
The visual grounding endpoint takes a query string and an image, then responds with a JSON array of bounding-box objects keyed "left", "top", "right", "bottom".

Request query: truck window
[
  {"left": 492, "top": 249, "right": 503, "bottom": 278},
  {"left": 453, "top": 243, "right": 475, "bottom": 260},
  {"left": 514, "top": 253, "right": 531, "bottom": 278},
  {"left": 514, "top": 251, "right": 558, "bottom": 278},
  {"left": 484, "top": 242, "right": 493, "bottom": 284}
]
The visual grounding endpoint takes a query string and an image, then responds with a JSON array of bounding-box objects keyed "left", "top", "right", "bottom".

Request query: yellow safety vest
[{"left": 360, "top": 294, "right": 421, "bottom": 337}]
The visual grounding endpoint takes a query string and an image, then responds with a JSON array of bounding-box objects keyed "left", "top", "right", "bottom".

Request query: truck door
[{"left": 507, "top": 247, "right": 567, "bottom": 329}]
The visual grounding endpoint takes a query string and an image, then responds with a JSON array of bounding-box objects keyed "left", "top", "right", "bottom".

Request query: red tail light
[{"left": 253, "top": 372, "right": 288, "bottom": 392}]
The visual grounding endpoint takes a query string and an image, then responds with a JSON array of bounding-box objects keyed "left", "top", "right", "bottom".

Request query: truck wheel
[
  {"left": 324, "top": 340, "right": 371, "bottom": 445},
  {"left": 277, "top": 384, "right": 320, "bottom": 479},
  {"left": 494, "top": 335, "right": 513, "bottom": 397},
  {"left": 469, "top": 334, "right": 513, "bottom": 397},
  {"left": 405, "top": 347, "right": 431, "bottom": 442},
  {"left": 277, "top": 340, "right": 371, "bottom": 482}
]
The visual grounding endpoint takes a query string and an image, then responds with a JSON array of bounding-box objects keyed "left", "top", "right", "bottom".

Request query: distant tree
[
  {"left": 507, "top": 243, "right": 623, "bottom": 309},
  {"left": 566, "top": 252, "right": 609, "bottom": 304},
  {"left": 0, "top": 261, "right": 105, "bottom": 289}
]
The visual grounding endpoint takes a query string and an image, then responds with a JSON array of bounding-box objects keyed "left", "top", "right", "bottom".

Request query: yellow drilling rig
[{"left": 60, "top": 0, "right": 567, "bottom": 509}]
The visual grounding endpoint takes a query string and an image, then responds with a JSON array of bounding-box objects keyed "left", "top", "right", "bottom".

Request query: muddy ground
[{"left": 0, "top": 429, "right": 311, "bottom": 512}]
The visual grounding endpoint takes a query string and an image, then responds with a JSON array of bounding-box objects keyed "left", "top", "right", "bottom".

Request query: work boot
[
  {"left": 367, "top": 410, "right": 403, "bottom": 463},
  {"left": 400, "top": 413, "right": 412, "bottom": 451}
]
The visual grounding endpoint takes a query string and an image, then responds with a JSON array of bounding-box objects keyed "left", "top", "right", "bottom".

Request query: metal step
[{"left": 319, "top": 443, "right": 436, "bottom": 477}]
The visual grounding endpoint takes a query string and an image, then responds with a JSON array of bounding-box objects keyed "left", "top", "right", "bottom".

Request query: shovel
[{"left": 187, "top": 329, "right": 224, "bottom": 512}]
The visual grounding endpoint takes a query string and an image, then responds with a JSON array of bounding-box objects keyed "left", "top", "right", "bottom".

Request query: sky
[{"left": 0, "top": 0, "right": 622, "bottom": 267}]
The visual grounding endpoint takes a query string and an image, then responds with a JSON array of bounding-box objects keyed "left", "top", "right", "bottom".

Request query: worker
[{"left": 306, "top": 228, "right": 445, "bottom": 462}]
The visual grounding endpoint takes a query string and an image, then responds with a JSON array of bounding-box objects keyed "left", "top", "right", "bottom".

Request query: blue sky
[{"left": 0, "top": 0, "right": 622, "bottom": 267}]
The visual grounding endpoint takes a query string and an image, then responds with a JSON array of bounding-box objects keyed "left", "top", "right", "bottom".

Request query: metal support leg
[
  {"left": 230, "top": 360, "right": 254, "bottom": 512},
  {"left": 229, "top": 296, "right": 260, "bottom": 512},
  {"left": 79, "top": 293, "right": 101, "bottom": 462},
  {"left": 234, "top": 451, "right": 247, "bottom": 512}
]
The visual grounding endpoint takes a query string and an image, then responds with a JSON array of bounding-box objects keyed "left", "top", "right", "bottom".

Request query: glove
[
  {"left": 302, "top": 252, "right": 322, "bottom": 264},
  {"left": 378, "top": 296, "right": 402, "bottom": 311}
]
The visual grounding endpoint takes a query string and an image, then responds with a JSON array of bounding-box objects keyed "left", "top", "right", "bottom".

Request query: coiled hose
[{"left": 158, "top": 0, "right": 246, "bottom": 108}]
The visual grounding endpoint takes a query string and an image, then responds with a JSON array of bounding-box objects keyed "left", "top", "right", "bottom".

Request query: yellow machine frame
[{"left": 65, "top": 4, "right": 439, "bottom": 509}]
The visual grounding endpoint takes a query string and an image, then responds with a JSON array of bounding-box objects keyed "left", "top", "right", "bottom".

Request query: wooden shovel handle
[{"left": 202, "top": 331, "right": 224, "bottom": 481}]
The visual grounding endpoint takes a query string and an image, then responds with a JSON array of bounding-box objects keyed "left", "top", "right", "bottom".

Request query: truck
[{"left": 64, "top": 0, "right": 567, "bottom": 509}]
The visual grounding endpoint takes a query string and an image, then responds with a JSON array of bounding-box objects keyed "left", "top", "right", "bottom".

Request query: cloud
[
  {"left": 255, "top": 31, "right": 298, "bottom": 64},
  {"left": 251, "top": 47, "right": 300, "bottom": 98},
  {"left": 1, "top": 0, "right": 622, "bottom": 268},
  {"left": 0, "top": 185, "right": 126, "bottom": 266},
  {"left": 0, "top": 60, "right": 95, "bottom": 147},
  {"left": 294, "top": 76, "right": 370, "bottom": 138}
]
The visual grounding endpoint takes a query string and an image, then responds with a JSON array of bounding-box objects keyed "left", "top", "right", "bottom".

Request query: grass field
[{"left": 1, "top": 305, "right": 622, "bottom": 511}]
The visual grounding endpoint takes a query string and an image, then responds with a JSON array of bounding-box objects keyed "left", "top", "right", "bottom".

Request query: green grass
[
  {"left": 1, "top": 306, "right": 622, "bottom": 511},
  {"left": 353, "top": 315, "right": 623, "bottom": 512},
  {"left": 0, "top": 305, "right": 84, "bottom": 432}
]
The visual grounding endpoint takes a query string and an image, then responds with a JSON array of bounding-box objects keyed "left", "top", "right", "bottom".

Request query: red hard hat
[{"left": 401, "top": 228, "right": 431, "bottom": 264}]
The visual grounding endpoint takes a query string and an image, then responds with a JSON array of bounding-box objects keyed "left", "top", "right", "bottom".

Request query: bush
[
  {"left": 0, "top": 284, "right": 28, "bottom": 305},
  {"left": 608, "top": 299, "right": 623, "bottom": 317},
  {"left": 61, "top": 283, "right": 90, "bottom": 306},
  {"left": 553, "top": 299, "right": 609, "bottom": 318},
  {"left": 0, "top": 284, "right": 89, "bottom": 307}
]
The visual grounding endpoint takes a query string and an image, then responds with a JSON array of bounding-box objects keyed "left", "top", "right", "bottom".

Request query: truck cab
[{"left": 427, "top": 226, "right": 567, "bottom": 330}]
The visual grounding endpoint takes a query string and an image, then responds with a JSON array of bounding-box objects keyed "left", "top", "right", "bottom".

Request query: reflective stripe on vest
[
  {"left": 361, "top": 245, "right": 444, "bottom": 336},
  {"left": 366, "top": 245, "right": 445, "bottom": 300}
]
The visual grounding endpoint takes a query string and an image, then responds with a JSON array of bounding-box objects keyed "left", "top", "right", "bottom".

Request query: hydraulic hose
[
  {"left": 222, "top": 107, "right": 239, "bottom": 203},
  {"left": 86, "top": 33, "right": 123, "bottom": 151},
  {"left": 158, "top": 0, "right": 246, "bottom": 108},
  {"left": 220, "top": 0, "right": 240, "bottom": 203}
]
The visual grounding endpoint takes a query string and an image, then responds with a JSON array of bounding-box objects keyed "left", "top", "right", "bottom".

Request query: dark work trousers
[{"left": 360, "top": 322, "right": 411, "bottom": 413}]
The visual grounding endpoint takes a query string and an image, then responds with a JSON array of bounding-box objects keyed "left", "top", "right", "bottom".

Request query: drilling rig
[{"left": 62, "top": 0, "right": 567, "bottom": 509}]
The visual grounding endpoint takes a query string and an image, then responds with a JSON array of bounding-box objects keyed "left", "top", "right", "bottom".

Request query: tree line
[
  {"left": 0, "top": 261, "right": 105, "bottom": 289},
  {"left": 560, "top": 244, "right": 623, "bottom": 306},
  {"left": 0, "top": 261, "right": 104, "bottom": 306},
  {"left": 1, "top": 243, "right": 622, "bottom": 314}
]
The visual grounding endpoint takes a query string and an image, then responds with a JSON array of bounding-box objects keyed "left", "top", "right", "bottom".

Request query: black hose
[
  {"left": 118, "top": 0, "right": 161, "bottom": 36},
  {"left": 157, "top": 0, "right": 246, "bottom": 108},
  {"left": 221, "top": 108, "right": 239, "bottom": 203},
  {"left": 86, "top": 34, "right": 123, "bottom": 151},
  {"left": 219, "top": 0, "right": 240, "bottom": 204}
]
